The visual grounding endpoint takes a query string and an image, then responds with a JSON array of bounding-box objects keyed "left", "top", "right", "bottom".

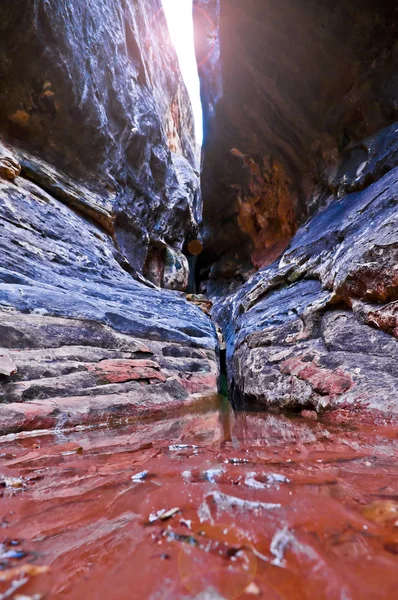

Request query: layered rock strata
[
  {"left": 213, "top": 161, "right": 398, "bottom": 414},
  {"left": 0, "top": 0, "right": 218, "bottom": 432}
]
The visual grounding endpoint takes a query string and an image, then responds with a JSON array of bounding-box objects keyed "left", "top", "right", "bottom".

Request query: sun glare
[{"left": 162, "top": 0, "right": 203, "bottom": 146}]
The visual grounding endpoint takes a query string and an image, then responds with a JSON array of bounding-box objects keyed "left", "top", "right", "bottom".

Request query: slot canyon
[{"left": 0, "top": 1, "right": 398, "bottom": 598}]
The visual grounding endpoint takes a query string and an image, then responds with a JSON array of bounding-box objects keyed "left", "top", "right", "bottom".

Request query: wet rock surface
[
  {"left": 1, "top": 401, "right": 398, "bottom": 599},
  {"left": 0, "top": 311, "right": 218, "bottom": 434},
  {"left": 0, "top": 170, "right": 216, "bottom": 347},
  {"left": 0, "top": 168, "right": 218, "bottom": 426},
  {"left": 0, "top": 1, "right": 397, "bottom": 597},
  {"left": 0, "top": 0, "right": 200, "bottom": 271}
]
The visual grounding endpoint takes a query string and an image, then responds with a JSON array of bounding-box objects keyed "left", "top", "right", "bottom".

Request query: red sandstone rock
[
  {"left": 85, "top": 359, "right": 166, "bottom": 384},
  {"left": 280, "top": 356, "right": 354, "bottom": 399}
]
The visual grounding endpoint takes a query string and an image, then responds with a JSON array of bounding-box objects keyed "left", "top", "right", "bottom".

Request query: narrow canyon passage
[{"left": 0, "top": 0, "right": 398, "bottom": 598}]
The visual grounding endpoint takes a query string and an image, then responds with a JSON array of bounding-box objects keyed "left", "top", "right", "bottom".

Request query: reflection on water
[{"left": 1, "top": 396, "right": 398, "bottom": 599}]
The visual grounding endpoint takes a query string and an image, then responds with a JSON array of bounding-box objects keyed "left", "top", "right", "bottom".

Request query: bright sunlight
[{"left": 162, "top": 0, "right": 203, "bottom": 145}]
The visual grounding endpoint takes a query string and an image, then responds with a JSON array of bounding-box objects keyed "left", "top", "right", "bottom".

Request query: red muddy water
[{"left": 1, "top": 396, "right": 398, "bottom": 599}]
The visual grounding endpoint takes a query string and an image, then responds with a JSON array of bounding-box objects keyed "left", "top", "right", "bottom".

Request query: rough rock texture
[
  {"left": 0, "top": 153, "right": 218, "bottom": 424},
  {"left": 2, "top": 0, "right": 398, "bottom": 426},
  {"left": 0, "top": 0, "right": 219, "bottom": 429},
  {"left": 213, "top": 164, "right": 398, "bottom": 414},
  {"left": 0, "top": 165, "right": 218, "bottom": 430},
  {"left": 194, "top": 0, "right": 398, "bottom": 414},
  {"left": 195, "top": 0, "right": 398, "bottom": 270},
  {"left": 0, "top": 311, "right": 218, "bottom": 434}
]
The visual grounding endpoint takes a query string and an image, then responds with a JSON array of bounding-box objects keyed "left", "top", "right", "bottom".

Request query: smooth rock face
[
  {"left": 195, "top": 0, "right": 398, "bottom": 269},
  {"left": 0, "top": 0, "right": 200, "bottom": 273},
  {"left": 0, "top": 172, "right": 216, "bottom": 346},
  {"left": 0, "top": 1, "right": 219, "bottom": 428}
]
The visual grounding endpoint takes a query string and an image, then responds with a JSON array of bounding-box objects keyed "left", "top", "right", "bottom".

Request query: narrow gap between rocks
[{"left": 162, "top": 0, "right": 203, "bottom": 146}]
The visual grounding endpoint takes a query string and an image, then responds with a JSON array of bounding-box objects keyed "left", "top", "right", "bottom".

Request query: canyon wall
[
  {"left": 195, "top": 0, "right": 398, "bottom": 416},
  {"left": 1, "top": 0, "right": 201, "bottom": 272},
  {"left": 0, "top": 0, "right": 218, "bottom": 432}
]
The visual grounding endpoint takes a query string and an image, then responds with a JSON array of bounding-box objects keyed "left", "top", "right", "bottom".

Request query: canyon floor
[{"left": 1, "top": 396, "right": 398, "bottom": 599}]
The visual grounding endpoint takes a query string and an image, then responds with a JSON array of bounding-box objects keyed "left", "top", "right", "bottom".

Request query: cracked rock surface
[{"left": 0, "top": 168, "right": 218, "bottom": 432}]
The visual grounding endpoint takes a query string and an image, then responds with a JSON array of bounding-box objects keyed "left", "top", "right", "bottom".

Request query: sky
[{"left": 162, "top": 0, "right": 203, "bottom": 145}]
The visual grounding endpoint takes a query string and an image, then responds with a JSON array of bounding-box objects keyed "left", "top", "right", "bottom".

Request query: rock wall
[
  {"left": 0, "top": 0, "right": 200, "bottom": 274},
  {"left": 0, "top": 0, "right": 218, "bottom": 431},
  {"left": 2, "top": 0, "right": 397, "bottom": 427},
  {"left": 195, "top": 0, "right": 398, "bottom": 270},
  {"left": 195, "top": 0, "right": 398, "bottom": 415},
  {"left": 213, "top": 157, "right": 398, "bottom": 415}
]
